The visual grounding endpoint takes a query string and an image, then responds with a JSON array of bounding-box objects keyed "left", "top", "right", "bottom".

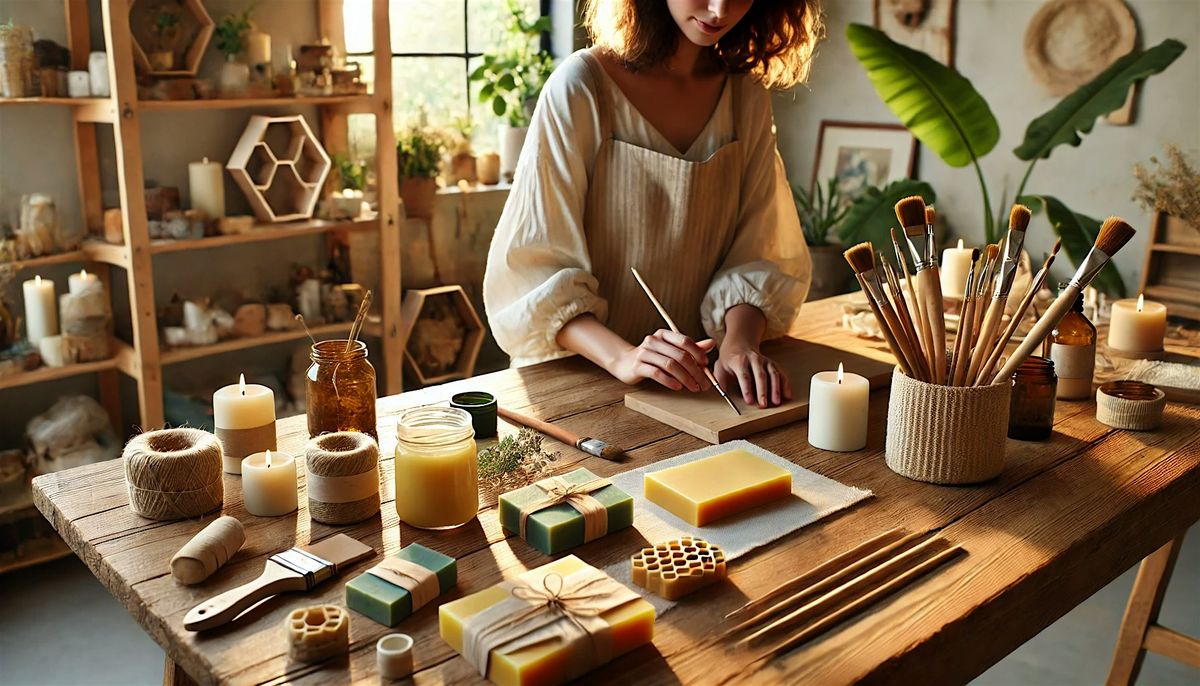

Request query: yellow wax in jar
[{"left": 394, "top": 440, "right": 479, "bottom": 529}]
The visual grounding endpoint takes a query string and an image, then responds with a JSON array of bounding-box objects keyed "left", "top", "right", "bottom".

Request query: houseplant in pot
[
  {"left": 795, "top": 176, "right": 850, "bottom": 300},
  {"left": 469, "top": 0, "right": 554, "bottom": 182},
  {"left": 214, "top": 6, "right": 254, "bottom": 95},
  {"left": 397, "top": 125, "right": 444, "bottom": 220}
]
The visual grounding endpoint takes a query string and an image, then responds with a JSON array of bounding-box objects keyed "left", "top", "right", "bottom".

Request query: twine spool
[
  {"left": 124, "top": 428, "right": 224, "bottom": 521},
  {"left": 305, "top": 432, "right": 380, "bottom": 525},
  {"left": 885, "top": 367, "right": 1011, "bottom": 484},
  {"left": 170, "top": 516, "right": 245, "bottom": 585},
  {"left": 1096, "top": 381, "right": 1166, "bottom": 431}
]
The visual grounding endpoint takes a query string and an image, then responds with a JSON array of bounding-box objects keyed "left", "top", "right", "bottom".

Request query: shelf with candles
[
  {"left": 0, "top": 355, "right": 120, "bottom": 392},
  {"left": 160, "top": 321, "right": 355, "bottom": 366}
]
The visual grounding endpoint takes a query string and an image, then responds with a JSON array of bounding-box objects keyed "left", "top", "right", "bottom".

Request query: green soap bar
[
  {"left": 498, "top": 467, "right": 634, "bottom": 555},
  {"left": 345, "top": 543, "right": 456, "bottom": 627}
]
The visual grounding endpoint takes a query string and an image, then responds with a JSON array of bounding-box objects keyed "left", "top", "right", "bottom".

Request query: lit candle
[
  {"left": 241, "top": 449, "right": 298, "bottom": 517},
  {"left": 22, "top": 275, "right": 58, "bottom": 346},
  {"left": 807, "top": 363, "right": 870, "bottom": 452},
  {"left": 1107, "top": 294, "right": 1167, "bottom": 353},
  {"left": 213, "top": 374, "right": 277, "bottom": 473},
  {"left": 940, "top": 239, "right": 974, "bottom": 299},
  {"left": 68, "top": 269, "right": 100, "bottom": 295},
  {"left": 188, "top": 157, "right": 225, "bottom": 220}
]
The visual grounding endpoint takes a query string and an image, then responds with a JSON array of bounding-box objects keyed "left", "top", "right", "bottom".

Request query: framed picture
[
  {"left": 874, "top": 0, "right": 957, "bottom": 67},
  {"left": 811, "top": 121, "right": 917, "bottom": 204}
]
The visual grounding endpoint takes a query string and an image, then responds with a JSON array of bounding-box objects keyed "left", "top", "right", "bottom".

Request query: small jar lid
[{"left": 1096, "top": 381, "right": 1166, "bottom": 431}]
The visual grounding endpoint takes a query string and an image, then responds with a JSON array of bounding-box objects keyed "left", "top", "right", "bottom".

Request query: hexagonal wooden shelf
[
  {"left": 129, "top": 0, "right": 214, "bottom": 77},
  {"left": 226, "top": 115, "right": 332, "bottom": 223},
  {"left": 398, "top": 285, "right": 485, "bottom": 386}
]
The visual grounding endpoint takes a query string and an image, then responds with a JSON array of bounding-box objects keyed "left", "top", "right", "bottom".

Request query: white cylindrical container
[
  {"left": 22, "top": 275, "right": 58, "bottom": 346},
  {"left": 241, "top": 450, "right": 298, "bottom": 517},
  {"left": 67, "top": 70, "right": 89, "bottom": 97},
  {"left": 87, "top": 51, "right": 109, "bottom": 97},
  {"left": 377, "top": 634, "right": 414, "bottom": 680},
  {"left": 807, "top": 363, "right": 870, "bottom": 452},
  {"left": 499, "top": 124, "right": 528, "bottom": 182},
  {"left": 188, "top": 157, "right": 225, "bottom": 219}
]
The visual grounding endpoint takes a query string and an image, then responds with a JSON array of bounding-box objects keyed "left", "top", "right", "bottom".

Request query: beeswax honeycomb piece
[
  {"left": 631, "top": 537, "right": 727, "bottom": 600},
  {"left": 286, "top": 605, "right": 350, "bottom": 664},
  {"left": 643, "top": 448, "right": 792, "bottom": 526}
]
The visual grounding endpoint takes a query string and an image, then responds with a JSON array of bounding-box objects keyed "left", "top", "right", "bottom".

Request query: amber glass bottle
[
  {"left": 1009, "top": 356, "right": 1057, "bottom": 441},
  {"left": 1049, "top": 288, "right": 1097, "bottom": 400},
  {"left": 306, "top": 340, "right": 378, "bottom": 438}
]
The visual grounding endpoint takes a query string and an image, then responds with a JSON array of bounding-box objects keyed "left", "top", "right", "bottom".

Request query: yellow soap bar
[
  {"left": 439, "top": 555, "right": 655, "bottom": 686},
  {"left": 644, "top": 449, "right": 792, "bottom": 526}
]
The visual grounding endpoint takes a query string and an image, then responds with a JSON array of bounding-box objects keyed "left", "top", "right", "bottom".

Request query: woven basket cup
[{"left": 885, "top": 367, "right": 1012, "bottom": 484}]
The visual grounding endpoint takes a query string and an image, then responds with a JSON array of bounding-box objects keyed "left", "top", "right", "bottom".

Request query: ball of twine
[
  {"left": 124, "top": 428, "right": 224, "bottom": 521},
  {"left": 306, "top": 432, "right": 379, "bottom": 525}
]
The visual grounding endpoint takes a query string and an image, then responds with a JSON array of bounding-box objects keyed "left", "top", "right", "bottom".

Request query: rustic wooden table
[{"left": 33, "top": 295, "right": 1200, "bottom": 685}]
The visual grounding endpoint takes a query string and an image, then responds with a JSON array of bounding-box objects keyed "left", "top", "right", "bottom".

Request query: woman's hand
[
  {"left": 715, "top": 342, "right": 792, "bottom": 408},
  {"left": 610, "top": 330, "right": 716, "bottom": 391}
]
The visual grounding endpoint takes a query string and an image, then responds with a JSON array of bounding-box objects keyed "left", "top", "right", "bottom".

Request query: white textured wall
[{"left": 773, "top": 0, "right": 1200, "bottom": 291}]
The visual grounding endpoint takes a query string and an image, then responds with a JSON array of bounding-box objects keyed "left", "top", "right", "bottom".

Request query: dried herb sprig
[
  {"left": 1133, "top": 145, "right": 1200, "bottom": 229},
  {"left": 477, "top": 427, "right": 558, "bottom": 495}
]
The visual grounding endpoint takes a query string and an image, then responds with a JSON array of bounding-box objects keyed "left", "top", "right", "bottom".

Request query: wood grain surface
[{"left": 31, "top": 295, "right": 1200, "bottom": 686}]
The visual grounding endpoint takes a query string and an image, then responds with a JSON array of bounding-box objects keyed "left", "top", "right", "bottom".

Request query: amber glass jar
[
  {"left": 306, "top": 340, "right": 377, "bottom": 439},
  {"left": 1008, "top": 356, "right": 1057, "bottom": 441},
  {"left": 1049, "top": 288, "right": 1097, "bottom": 400}
]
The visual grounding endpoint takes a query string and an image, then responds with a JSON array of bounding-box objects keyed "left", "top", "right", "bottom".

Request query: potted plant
[
  {"left": 214, "top": 6, "right": 255, "bottom": 95},
  {"left": 846, "top": 24, "right": 1185, "bottom": 296},
  {"left": 469, "top": 0, "right": 554, "bottom": 181},
  {"left": 795, "top": 177, "right": 850, "bottom": 300},
  {"left": 148, "top": 5, "right": 182, "bottom": 71},
  {"left": 397, "top": 125, "right": 445, "bottom": 220}
]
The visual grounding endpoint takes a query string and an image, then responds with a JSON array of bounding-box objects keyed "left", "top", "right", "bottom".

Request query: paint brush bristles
[
  {"left": 844, "top": 243, "right": 916, "bottom": 378},
  {"left": 977, "top": 240, "right": 1061, "bottom": 382}
]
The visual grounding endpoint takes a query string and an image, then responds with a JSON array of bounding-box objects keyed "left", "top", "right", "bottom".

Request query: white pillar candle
[
  {"left": 68, "top": 269, "right": 100, "bottom": 295},
  {"left": 67, "top": 70, "right": 90, "bottom": 97},
  {"left": 188, "top": 157, "right": 225, "bottom": 220},
  {"left": 87, "top": 51, "right": 109, "bottom": 97},
  {"left": 807, "top": 363, "right": 870, "bottom": 452},
  {"left": 22, "top": 275, "right": 58, "bottom": 346},
  {"left": 1107, "top": 294, "right": 1167, "bottom": 353},
  {"left": 940, "top": 239, "right": 974, "bottom": 299},
  {"left": 245, "top": 29, "right": 272, "bottom": 65},
  {"left": 241, "top": 450, "right": 298, "bottom": 517},
  {"left": 213, "top": 374, "right": 277, "bottom": 473}
]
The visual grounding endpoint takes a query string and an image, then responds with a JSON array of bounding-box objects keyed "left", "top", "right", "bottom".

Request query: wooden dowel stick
[
  {"left": 914, "top": 269, "right": 944, "bottom": 382},
  {"left": 965, "top": 296, "right": 1006, "bottom": 385}
]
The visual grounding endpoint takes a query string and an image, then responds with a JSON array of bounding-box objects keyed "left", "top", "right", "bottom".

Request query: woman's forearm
[
  {"left": 555, "top": 313, "right": 634, "bottom": 374},
  {"left": 722, "top": 304, "right": 767, "bottom": 350}
]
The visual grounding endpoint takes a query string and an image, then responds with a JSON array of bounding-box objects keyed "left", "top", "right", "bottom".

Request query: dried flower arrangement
[
  {"left": 1133, "top": 145, "right": 1200, "bottom": 229},
  {"left": 477, "top": 427, "right": 558, "bottom": 496}
]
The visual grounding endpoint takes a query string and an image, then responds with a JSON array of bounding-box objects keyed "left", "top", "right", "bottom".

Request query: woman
[{"left": 484, "top": 0, "right": 822, "bottom": 408}]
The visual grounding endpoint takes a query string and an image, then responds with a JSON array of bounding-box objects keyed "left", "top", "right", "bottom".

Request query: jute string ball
[
  {"left": 305, "top": 431, "right": 380, "bottom": 525},
  {"left": 124, "top": 428, "right": 224, "bottom": 521}
]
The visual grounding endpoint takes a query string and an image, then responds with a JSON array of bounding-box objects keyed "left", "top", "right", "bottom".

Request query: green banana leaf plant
[
  {"left": 846, "top": 23, "right": 1185, "bottom": 295},
  {"left": 835, "top": 179, "right": 936, "bottom": 255}
]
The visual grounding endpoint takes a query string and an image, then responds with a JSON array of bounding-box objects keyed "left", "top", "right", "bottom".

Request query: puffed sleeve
[
  {"left": 483, "top": 54, "right": 607, "bottom": 366},
  {"left": 701, "top": 81, "right": 812, "bottom": 341}
]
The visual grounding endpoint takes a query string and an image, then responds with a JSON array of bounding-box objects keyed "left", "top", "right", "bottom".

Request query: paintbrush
[
  {"left": 948, "top": 248, "right": 982, "bottom": 385},
  {"left": 896, "top": 198, "right": 946, "bottom": 383},
  {"left": 344, "top": 289, "right": 373, "bottom": 353},
  {"left": 971, "top": 243, "right": 1000, "bottom": 349},
  {"left": 991, "top": 217, "right": 1136, "bottom": 384},
  {"left": 184, "top": 534, "right": 374, "bottom": 631},
  {"left": 630, "top": 267, "right": 739, "bottom": 415},
  {"left": 965, "top": 206, "right": 1032, "bottom": 385},
  {"left": 880, "top": 253, "right": 931, "bottom": 381},
  {"left": 892, "top": 227, "right": 933, "bottom": 374},
  {"left": 497, "top": 405, "right": 625, "bottom": 461},
  {"left": 844, "top": 243, "right": 919, "bottom": 378},
  {"left": 977, "top": 240, "right": 1062, "bottom": 384}
]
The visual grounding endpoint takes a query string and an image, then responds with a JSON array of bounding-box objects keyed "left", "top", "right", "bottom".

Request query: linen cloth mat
[{"left": 603, "top": 440, "right": 872, "bottom": 614}]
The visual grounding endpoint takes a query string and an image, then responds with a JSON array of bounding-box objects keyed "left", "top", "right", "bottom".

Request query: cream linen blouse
[{"left": 483, "top": 50, "right": 811, "bottom": 366}]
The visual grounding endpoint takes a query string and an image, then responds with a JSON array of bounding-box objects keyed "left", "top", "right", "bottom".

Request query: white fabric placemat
[{"left": 604, "top": 440, "right": 872, "bottom": 614}]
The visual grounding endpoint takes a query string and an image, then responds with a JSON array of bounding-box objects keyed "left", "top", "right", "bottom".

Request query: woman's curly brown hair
[{"left": 583, "top": 0, "right": 824, "bottom": 90}]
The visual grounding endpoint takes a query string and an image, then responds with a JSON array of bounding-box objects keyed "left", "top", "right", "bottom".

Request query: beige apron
[{"left": 579, "top": 51, "right": 743, "bottom": 343}]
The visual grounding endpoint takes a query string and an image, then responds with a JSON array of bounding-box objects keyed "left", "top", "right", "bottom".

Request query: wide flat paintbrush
[
  {"left": 896, "top": 198, "right": 946, "bottom": 383},
  {"left": 991, "top": 217, "right": 1136, "bottom": 384},
  {"left": 891, "top": 227, "right": 933, "bottom": 376},
  {"left": 844, "top": 243, "right": 919, "bottom": 378},
  {"left": 184, "top": 534, "right": 374, "bottom": 631},
  {"left": 948, "top": 249, "right": 982, "bottom": 386},
  {"left": 977, "top": 240, "right": 1062, "bottom": 385},
  {"left": 966, "top": 206, "right": 1032, "bottom": 385}
]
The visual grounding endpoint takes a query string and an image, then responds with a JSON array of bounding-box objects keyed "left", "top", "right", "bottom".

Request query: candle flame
[
  {"left": 79, "top": 269, "right": 88, "bottom": 279},
  {"left": 265, "top": 449, "right": 272, "bottom": 468},
  {"left": 35, "top": 275, "right": 42, "bottom": 285},
  {"left": 1137, "top": 293, "right": 1144, "bottom": 312},
  {"left": 837, "top": 362, "right": 844, "bottom": 384},
  {"left": 956, "top": 238, "right": 964, "bottom": 250},
  {"left": 239, "top": 373, "right": 246, "bottom": 396}
]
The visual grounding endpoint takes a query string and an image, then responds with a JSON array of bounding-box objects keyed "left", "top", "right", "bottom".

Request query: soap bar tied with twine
[
  {"left": 518, "top": 474, "right": 611, "bottom": 542},
  {"left": 366, "top": 557, "right": 441, "bottom": 611},
  {"left": 461, "top": 565, "right": 640, "bottom": 681}
]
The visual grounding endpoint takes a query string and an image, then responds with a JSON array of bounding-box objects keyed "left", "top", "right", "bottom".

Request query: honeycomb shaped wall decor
[
  {"left": 286, "top": 605, "right": 349, "bottom": 664},
  {"left": 631, "top": 536, "right": 727, "bottom": 601},
  {"left": 227, "top": 115, "right": 332, "bottom": 223},
  {"left": 398, "top": 285, "right": 486, "bottom": 386},
  {"left": 129, "top": 0, "right": 215, "bottom": 77}
]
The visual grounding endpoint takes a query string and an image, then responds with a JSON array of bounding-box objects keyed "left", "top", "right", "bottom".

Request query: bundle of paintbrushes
[{"left": 845, "top": 196, "right": 1137, "bottom": 387}]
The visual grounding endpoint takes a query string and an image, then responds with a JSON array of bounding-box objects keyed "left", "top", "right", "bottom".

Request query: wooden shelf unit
[
  {"left": 138, "top": 94, "right": 373, "bottom": 111},
  {"left": 160, "top": 322, "right": 353, "bottom": 365}
]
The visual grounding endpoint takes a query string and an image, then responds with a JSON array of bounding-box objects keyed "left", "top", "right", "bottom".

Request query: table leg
[
  {"left": 163, "top": 655, "right": 199, "bottom": 686},
  {"left": 1105, "top": 536, "right": 1185, "bottom": 686}
]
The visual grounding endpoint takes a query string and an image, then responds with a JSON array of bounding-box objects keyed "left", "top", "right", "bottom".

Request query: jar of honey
[
  {"left": 305, "top": 339, "right": 377, "bottom": 439},
  {"left": 394, "top": 406, "right": 478, "bottom": 530}
]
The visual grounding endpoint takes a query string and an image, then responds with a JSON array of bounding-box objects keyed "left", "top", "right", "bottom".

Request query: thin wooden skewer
[
  {"left": 754, "top": 545, "right": 966, "bottom": 663},
  {"left": 739, "top": 534, "right": 945, "bottom": 645},
  {"left": 344, "top": 290, "right": 373, "bottom": 353},
  {"left": 725, "top": 528, "right": 906, "bottom": 621}
]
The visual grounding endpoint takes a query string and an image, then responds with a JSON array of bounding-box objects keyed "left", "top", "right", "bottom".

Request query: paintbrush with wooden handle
[
  {"left": 879, "top": 252, "right": 930, "bottom": 381},
  {"left": 977, "top": 240, "right": 1061, "bottom": 385},
  {"left": 844, "top": 243, "right": 920, "bottom": 379},
  {"left": 965, "top": 205, "right": 1032, "bottom": 385},
  {"left": 497, "top": 405, "right": 625, "bottom": 461},
  {"left": 891, "top": 227, "right": 933, "bottom": 373},
  {"left": 896, "top": 198, "right": 946, "bottom": 383},
  {"left": 948, "top": 248, "right": 982, "bottom": 385}
]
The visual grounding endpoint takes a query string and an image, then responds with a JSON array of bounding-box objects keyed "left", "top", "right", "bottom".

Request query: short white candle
[
  {"left": 241, "top": 450, "right": 298, "bottom": 517},
  {"left": 940, "top": 239, "right": 974, "bottom": 299},
  {"left": 22, "top": 275, "right": 58, "bottom": 346},
  {"left": 808, "top": 363, "right": 870, "bottom": 452},
  {"left": 1107, "top": 294, "right": 1167, "bottom": 353},
  {"left": 188, "top": 157, "right": 225, "bottom": 220},
  {"left": 213, "top": 374, "right": 276, "bottom": 473},
  {"left": 68, "top": 269, "right": 100, "bottom": 295}
]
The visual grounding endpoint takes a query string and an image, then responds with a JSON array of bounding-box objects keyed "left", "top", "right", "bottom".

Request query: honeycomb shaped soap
[
  {"left": 286, "top": 604, "right": 350, "bottom": 664},
  {"left": 631, "top": 536, "right": 727, "bottom": 600}
]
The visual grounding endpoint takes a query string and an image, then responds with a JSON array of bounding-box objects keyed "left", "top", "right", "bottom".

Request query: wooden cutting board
[{"left": 624, "top": 340, "right": 895, "bottom": 443}]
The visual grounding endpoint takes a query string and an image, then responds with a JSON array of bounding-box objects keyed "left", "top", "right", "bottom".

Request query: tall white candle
[
  {"left": 22, "top": 275, "right": 58, "bottom": 346},
  {"left": 213, "top": 374, "right": 276, "bottom": 473},
  {"left": 245, "top": 29, "right": 272, "bottom": 65},
  {"left": 68, "top": 269, "right": 100, "bottom": 295},
  {"left": 940, "top": 239, "right": 974, "bottom": 299},
  {"left": 188, "top": 157, "right": 225, "bottom": 220},
  {"left": 807, "top": 363, "right": 870, "bottom": 452},
  {"left": 241, "top": 450, "right": 298, "bottom": 516},
  {"left": 1107, "top": 294, "right": 1166, "bottom": 353}
]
